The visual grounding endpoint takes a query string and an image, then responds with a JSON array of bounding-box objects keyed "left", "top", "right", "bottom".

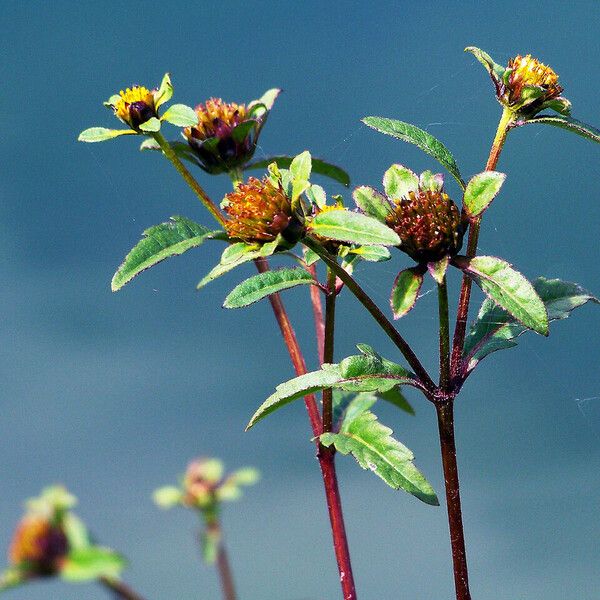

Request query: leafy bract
[
  {"left": 521, "top": 115, "right": 600, "bottom": 144},
  {"left": 454, "top": 255, "right": 548, "bottom": 335},
  {"left": 78, "top": 127, "right": 136, "bottom": 142},
  {"left": 223, "top": 268, "right": 315, "bottom": 308},
  {"left": 383, "top": 164, "right": 419, "bottom": 201},
  {"left": 246, "top": 156, "right": 350, "bottom": 186},
  {"left": 61, "top": 547, "right": 126, "bottom": 582},
  {"left": 309, "top": 210, "right": 400, "bottom": 246},
  {"left": 463, "top": 171, "right": 506, "bottom": 217},
  {"left": 463, "top": 277, "right": 599, "bottom": 372},
  {"left": 160, "top": 103, "right": 198, "bottom": 127},
  {"left": 320, "top": 409, "right": 438, "bottom": 505},
  {"left": 352, "top": 186, "right": 391, "bottom": 222},
  {"left": 362, "top": 116, "right": 465, "bottom": 188},
  {"left": 390, "top": 268, "right": 423, "bottom": 319},
  {"left": 247, "top": 345, "right": 417, "bottom": 429},
  {"left": 112, "top": 216, "right": 221, "bottom": 291}
]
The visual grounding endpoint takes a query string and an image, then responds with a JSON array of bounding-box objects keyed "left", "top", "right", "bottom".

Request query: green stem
[
  {"left": 151, "top": 132, "right": 226, "bottom": 227},
  {"left": 304, "top": 238, "right": 436, "bottom": 394},
  {"left": 437, "top": 276, "right": 451, "bottom": 391},
  {"left": 450, "top": 107, "right": 514, "bottom": 380}
]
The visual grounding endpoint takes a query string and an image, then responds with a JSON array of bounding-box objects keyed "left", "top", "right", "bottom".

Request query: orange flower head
[{"left": 505, "top": 54, "right": 562, "bottom": 108}]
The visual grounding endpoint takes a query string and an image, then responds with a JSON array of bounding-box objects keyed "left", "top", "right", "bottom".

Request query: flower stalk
[
  {"left": 437, "top": 276, "right": 451, "bottom": 391},
  {"left": 99, "top": 577, "right": 146, "bottom": 600}
]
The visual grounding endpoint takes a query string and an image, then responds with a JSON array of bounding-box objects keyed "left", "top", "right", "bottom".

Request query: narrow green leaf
[
  {"left": 390, "top": 267, "right": 423, "bottom": 319},
  {"left": 383, "top": 164, "right": 419, "bottom": 200},
  {"left": 290, "top": 150, "right": 312, "bottom": 183},
  {"left": 112, "top": 217, "right": 220, "bottom": 291},
  {"left": 320, "top": 411, "right": 438, "bottom": 505},
  {"left": 224, "top": 268, "right": 315, "bottom": 308},
  {"left": 362, "top": 116, "right": 465, "bottom": 188},
  {"left": 161, "top": 104, "right": 198, "bottom": 127},
  {"left": 455, "top": 255, "right": 549, "bottom": 335},
  {"left": 352, "top": 186, "right": 391, "bottom": 222},
  {"left": 139, "top": 117, "right": 161, "bottom": 132},
  {"left": 464, "top": 46, "right": 506, "bottom": 81},
  {"left": 246, "top": 156, "right": 350, "bottom": 186},
  {"left": 309, "top": 210, "right": 400, "bottom": 246},
  {"left": 78, "top": 127, "right": 136, "bottom": 142},
  {"left": 463, "top": 171, "right": 506, "bottom": 217},
  {"left": 348, "top": 245, "right": 391, "bottom": 262},
  {"left": 154, "top": 73, "right": 173, "bottom": 109},
  {"left": 197, "top": 244, "right": 263, "bottom": 289},
  {"left": 247, "top": 346, "right": 417, "bottom": 429},
  {"left": 463, "top": 277, "right": 599, "bottom": 371},
  {"left": 521, "top": 115, "right": 600, "bottom": 144},
  {"left": 61, "top": 547, "right": 126, "bottom": 582}
]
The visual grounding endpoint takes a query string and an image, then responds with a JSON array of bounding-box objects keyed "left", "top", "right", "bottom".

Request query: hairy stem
[
  {"left": 437, "top": 276, "right": 451, "bottom": 391},
  {"left": 308, "top": 263, "right": 326, "bottom": 365},
  {"left": 436, "top": 402, "right": 470, "bottom": 600},
  {"left": 304, "top": 238, "right": 436, "bottom": 393},
  {"left": 450, "top": 107, "right": 513, "bottom": 378},
  {"left": 151, "top": 132, "right": 226, "bottom": 226},
  {"left": 99, "top": 577, "right": 146, "bottom": 600}
]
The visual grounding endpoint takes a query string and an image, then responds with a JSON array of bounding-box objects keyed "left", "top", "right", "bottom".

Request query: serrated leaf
[
  {"left": 223, "top": 267, "right": 315, "bottom": 308},
  {"left": 383, "top": 164, "right": 419, "bottom": 200},
  {"left": 463, "top": 277, "right": 599, "bottom": 371},
  {"left": 197, "top": 243, "right": 264, "bottom": 289},
  {"left": 390, "top": 267, "right": 423, "bottom": 319},
  {"left": 246, "top": 156, "right": 350, "bottom": 186},
  {"left": 455, "top": 255, "right": 549, "bottom": 335},
  {"left": 463, "top": 171, "right": 506, "bottom": 217},
  {"left": 247, "top": 346, "right": 416, "bottom": 429},
  {"left": 362, "top": 117, "right": 465, "bottom": 188},
  {"left": 112, "top": 217, "right": 220, "bottom": 291},
  {"left": 78, "top": 127, "right": 136, "bottom": 142},
  {"left": 309, "top": 210, "right": 400, "bottom": 246},
  {"left": 161, "top": 103, "right": 198, "bottom": 127},
  {"left": 521, "top": 115, "right": 600, "bottom": 144},
  {"left": 61, "top": 547, "right": 126, "bottom": 582},
  {"left": 352, "top": 186, "right": 391, "bottom": 222},
  {"left": 320, "top": 411, "right": 438, "bottom": 505}
]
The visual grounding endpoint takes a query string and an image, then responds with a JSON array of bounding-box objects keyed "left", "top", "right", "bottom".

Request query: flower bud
[
  {"left": 113, "top": 86, "right": 158, "bottom": 130},
  {"left": 9, "top": 516, "right": 68, "bottom": 577},
  {"left": 222, "top": 177, "right": 303, "bottom": 244},
  {"left": 386, "top": 190, "right": 464, "bottom": 263}
]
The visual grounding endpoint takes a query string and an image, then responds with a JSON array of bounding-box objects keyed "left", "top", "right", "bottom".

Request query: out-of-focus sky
[{"left": 1, "top": 2, "right": 599, "bottom": 598}]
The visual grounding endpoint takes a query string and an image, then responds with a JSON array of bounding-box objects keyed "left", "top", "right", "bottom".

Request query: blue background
[{"left": 1, "top": 1, "right": 599, "bottom": 598}]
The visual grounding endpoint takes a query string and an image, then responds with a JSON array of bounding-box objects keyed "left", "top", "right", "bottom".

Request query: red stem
[
  {"left": 216, "top": 535, "right": 237, "bottom": 600},
  {"left": 100, "top": 577, "right": 146, "bottom": 600},
  {"left": 255, "top": 258, "right": 357, "bottom": 599},
  {"left": 435, "top": 402, "right": 470, "bottom": 600},
  {"left": 308, "top": 264, "right": 326, "bottom": 365}
]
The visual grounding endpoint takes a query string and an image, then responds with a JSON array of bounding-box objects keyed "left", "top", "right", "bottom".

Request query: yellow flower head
[
  {"left": 223, "top": 176, "right": 299, "bottom": 243},
  {"left": 113, "top": 86, "right": 158, "bottom": 129},
  {"left": 505, "top": 54, "right": 562, "bottom": 108}
]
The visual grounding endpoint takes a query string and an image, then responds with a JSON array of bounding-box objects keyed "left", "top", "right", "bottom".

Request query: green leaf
[
  {"left": 0, "top": 567, "right": 25, "bottom": 591},
  {"left": 229, "top": 467, "right": 261, "bottom": 486},
  {"left": 154, "top": 73, "right": 173, "bottom": 109},
  {"left": 140, "top": 138, "right": 202, "bottom": 167},
  {"left": 309, "top": 210, "right": 400, "bottom": 246},
  {"left": 419, "top": 170, "right": 444, "bottom": 192},
  {"left": 290, "top": 150, "right": 312, "bottom": 183},
  {"left": 153, "top": 486, "right": 183, "bottom": 509},
  {"left": 521, "top": 115, "right": 600, "bottom": 144},
  {"left": 78, "top": 127, "right": 136, "bottom": 142},
  {"left": 63, "top": 513, "right": 91, "bottom": 551},
  {"left": 248, "top": 88, "right": 281, "bottom": 112},
  {"left": 348, "top": 245, "right": 391, "bottom": 262},
  {"left": 463, "top": 277, "right": 599, "bottom": 371},
  {"left": 377, "top": 388, "right": 414, "bottom": 415},
  {"left": 247, "top": 345, "right": 416, "bottom": 429},
  {"left": 463, "top": 171, "right": 506, "bottom": 217},
  {"left": 362, "top": 116, "right": 465, "bottom": 188},
  {"left": 246, "top": 156, "right": 350, "bottom": 187},
  {"left": 139, "top": 117, "right": 161, "bottom": 132},
  {"left": 464, "top": 46, "right": 506, "bottom": 82},
  {"left": 427, "top": 256, "right": 449, "bottom": 285},
  {"left": 223, "top": 268, "right": 315, "bottom": 308},
  {"left": 320, "top": 411, "right": 438, "bottom": 505},
  {"left": 161, "top": 103, "right": 198, "bottom": 127},
  {"left": 455, "top": 255, "right": 548, "bottom": 335},
  {"left": 61, "top": 547, "right": 126, "bottom": 582},
  {"left": 112, "top": 216, "right": 220, "bottom": 291},
  {"left": 352, "top": 186, "right": 391, "bottom": 222},
  {"left": 390, "top": 267, "right": 423, "bottom": 319},
  {"left": 383, "top": 164, "right": 419, "bottom": 200}
]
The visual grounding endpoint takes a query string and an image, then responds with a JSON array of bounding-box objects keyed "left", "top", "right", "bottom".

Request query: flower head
[
  {"left": 111, "top": 86, "right": 158, "bottom": 130},
  {"left": 8, "top": 516, "right": 68, "bottom": 577},
  {"left": 183, "top": 89, "right": 280, "bottom": 174},
  {"left": 465, "top": 47, "right": 571, "bottom": 118},
  {"left": 222, "top": 176, "right": 302, "bottom": 244},
  {"left": 387, "top": 189, "right": 464, "bottom": 264}
]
